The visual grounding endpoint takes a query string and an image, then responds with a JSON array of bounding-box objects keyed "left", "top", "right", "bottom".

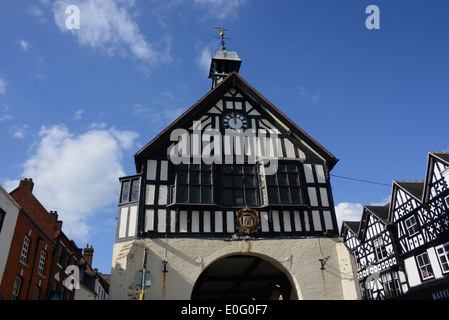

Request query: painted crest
[{"left": 236, "top": 206, "right": 260, "bottom": 234}]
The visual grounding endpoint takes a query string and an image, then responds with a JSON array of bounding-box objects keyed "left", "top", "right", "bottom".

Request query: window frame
[
  {"left": 11, "top": 276, "right": 22, "bottom": 300},
  {"left": 174, "top": 162, "right": 214, "bottom": 204},
  {"left": 416, "top": 252, "right": 434, "bottom": 280},
  {"left": 20, "top": 235, "right": 31, "bottom": 265},
  {"left": 38, "top": 249, "right": 47, "bottom": 276},
  {"left": 220, "top": 163, "right": 262, "bottom": 207},
  {"left": 405, "top": 215, "right": 420, "bottom": 237},
  {"left": 120, "top": 177, "right": 140, "bottom": 204},
  {"left": 436, "top": 242, "right": 449, "bottom": 274},
  {"left": 374, "top": 237, "right": 388, "bottom": 261},
  {"left": 265, "top": 162, "right": 303, "bottom": 205}
]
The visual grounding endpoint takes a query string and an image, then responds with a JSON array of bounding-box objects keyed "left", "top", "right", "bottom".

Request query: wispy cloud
[
  {"left": 193, "top": 0, "right": 248, "bottom": 20},
  {"left": 297, "top": 85, "right": 321, "bottom": 104},
  {"left": 73, "top": 109, "right": 84, "bottom": 120},
  {"left": 18, "top": 39, "right": 31, "bottom": 51},
  {"left": 0, "top": 78, "right": 7, "bottom": 95},
  {"left": 11, "top": 124, "right": 29, "bottom": 139},
  {"left": 0, "top": 104, "right": 12, "bottom": 122},
  {"left": 52, "top": 0, "right": 160, "bottom": 63}
]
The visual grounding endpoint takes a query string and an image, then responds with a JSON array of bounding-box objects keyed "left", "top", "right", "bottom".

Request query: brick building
[
  {"left": 0, "top": 179, "right": 57, "bottom": 300},
  {"left": 0, "top": 178, "right": 109, "bottom": 300}
]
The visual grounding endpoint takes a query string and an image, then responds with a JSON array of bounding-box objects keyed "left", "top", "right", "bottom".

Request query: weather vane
[{"left": 214, "top": 27, "right": 230, "bottom": 51}]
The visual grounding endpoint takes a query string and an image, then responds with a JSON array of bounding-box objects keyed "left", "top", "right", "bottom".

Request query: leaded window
[
  {"left": 221, "top": 164, "right": 260, "bottom": 206},
  {"left": 120, "top": 178, "right": 140, "bottom": 203},
  {"left": 175, "top": 163, "right": 213, "bottom": 204},
  {"left": 266, "top": 163, "right": 302, "bottom": 205}
]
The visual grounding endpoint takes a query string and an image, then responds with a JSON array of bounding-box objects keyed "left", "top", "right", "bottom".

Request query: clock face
[{"left": 223, "top": 112, "right": 248, "bottom": 132}]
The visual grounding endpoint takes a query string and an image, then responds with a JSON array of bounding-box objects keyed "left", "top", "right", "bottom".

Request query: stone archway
[{"left": 191, "top": 254, "right": 294, "bottom": 300}]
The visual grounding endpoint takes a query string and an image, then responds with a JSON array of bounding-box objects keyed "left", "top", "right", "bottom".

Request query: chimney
[
  {"left": 19, "top": 178, "right": 34, "bottom": 192},
  {"left": 83, "top": 244, "right": 94, "bottom": 267}
]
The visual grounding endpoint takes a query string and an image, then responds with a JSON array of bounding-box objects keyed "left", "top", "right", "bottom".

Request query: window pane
[
  {"left": 266, "top": 174, "right": 277, "bottom": 186},
  {"left": 178, "top": 171, "right": 188, "bottom": 184},
  {"left": 245, "top": 175, "right": 256, "bottom": 188},
  {"left": 177, "top": 186, "right": 188, "bottom": 202},
  {"left": 246, "top": 190, "right": 258, "bottom": 206},
  {"left": 223, "top": 176, "right": 233, "bottom": 188},
  {"left": 202, "top": 172, "right": 211, "bottom": 184},
  {"left": 280, "top": 187, "right": 290, "bottom": 203},
  {"left": 190, "top": 172, "right": 200, "bottom": 184},
  {"left": 202, "top": 187, "right": 212, "bottom": 203},
  {"left": 223, "top": 189, "right": 233, "bottom": 206},
  {"left": 278, "top": 173, "right": 288, "bottom": 186},
  {"left": 278, "top": 164, "right": 287, "bottom": 172},
  {"left": 130, "top": 180, "right": 139, "bottom": 202},
  {"left": 233, "top": 165, "right": 243, "bottom": 174},
  {"left": 121, "top": 181, "right": 130, "bottom": 203},
  {"left": 268, "top": 188, "right": 279, "bottom": 204},
  {"left": 234, "top": 175, "right": 244, "bottom": 187},
  {"left": 235, "top": 189, "right": 244, "bottom": 206},
  {"left": 291, "top": 187, "right": 301, "bottom": 203},
  {"left": 223, "top": 165, "right": 232, "bottom": 174},
  {"left": 288, "top": 173, "right": 299, "bottom": 186},
  {"left": 244, "top": 165, "right": 255, "bottom": 174},
  {"left": 190, "top": 186, "right": 200, "bottom": 203}
]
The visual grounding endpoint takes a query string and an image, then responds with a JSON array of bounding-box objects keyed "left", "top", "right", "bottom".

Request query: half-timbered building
[
  {"left": 110, "top": 39, "right": 358, "bottom": 300},
  {"left": 341, "top": 205, "right": 407, "bottom": 299},
  {"left": 342, "top": 152, "right": 449, "bottom": 300}
]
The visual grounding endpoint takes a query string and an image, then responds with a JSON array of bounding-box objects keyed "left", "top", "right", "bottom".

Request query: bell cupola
[{"left": 208, "top": 28, "right": 242, "bottom": 88}]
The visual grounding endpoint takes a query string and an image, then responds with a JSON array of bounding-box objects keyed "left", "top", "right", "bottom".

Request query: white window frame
[
  {"left": 374, "top": 237, "right": 388, "bottom": 261},
  {"left": 405, "top": 216, "right": 419, "bottom": 237},
  {"left": 38, "top": 250, "right": 47, "bottom": 275},
  {"left": 436, "top": 242, "right": 449, "bottom": 274},
  {"left": 416, "top": 252, "right": 434, "bottom": 280},
  {"left": 11, "top": 276, "right": 22, "bottom": 300},
  {"left": 20, "top": 236, "right": 30, "bottom": 264}
]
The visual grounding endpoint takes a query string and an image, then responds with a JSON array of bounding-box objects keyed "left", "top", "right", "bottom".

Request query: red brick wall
[{"left": 0, "top": 210, "right": 55, "bottom": 300}]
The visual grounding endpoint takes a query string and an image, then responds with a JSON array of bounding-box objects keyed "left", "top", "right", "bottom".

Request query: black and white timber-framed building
[
  {"left": 342, "top": 152, "right": 449, "bottom": 300},
  {"left": 109, "top": 37, "right": 358, "bottom": 300}
]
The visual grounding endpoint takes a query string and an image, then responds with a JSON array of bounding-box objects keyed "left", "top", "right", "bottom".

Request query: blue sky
[{"left": 1, "top": 0, "right": 448, "bottom": 274}]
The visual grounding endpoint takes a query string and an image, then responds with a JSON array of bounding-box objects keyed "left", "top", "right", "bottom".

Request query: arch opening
[{"left": 191, "top": 254, "right": 293, "bottom": 300}]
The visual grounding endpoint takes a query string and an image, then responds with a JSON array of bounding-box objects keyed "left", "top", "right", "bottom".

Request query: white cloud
[
  {"left": 335, "top": 202, "right": 363, "bottom": 230},
  {"left": 0, "top": 78, "right": 7, "bottom": 95},
  {"left": 18, "top": 39, "right": 31, "bottom": 51},
  {"left": 0, "top": 104, "right": 12, "bottom": 122},
  {"left": 11, "top": 125, "right": 29, "bottom": 139},
  {"left": 197, "top": 44, "right": 213, "bottom": 74},
  {"left": 193, "top": 0, "right": 247, "bottom": 20},
  {"left": 73, "top": 109, "right": 84, "bottom": 120},
  {"left": 52, "top": 0, "right": 158, "bottom": 62},
  {"left": 6, "top": 124, "right": 139, "bottom": 242}
]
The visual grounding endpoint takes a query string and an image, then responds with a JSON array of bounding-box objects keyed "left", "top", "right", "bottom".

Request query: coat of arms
[{"left": 236, "top": 206, "right": 260, "bottom": 234}]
